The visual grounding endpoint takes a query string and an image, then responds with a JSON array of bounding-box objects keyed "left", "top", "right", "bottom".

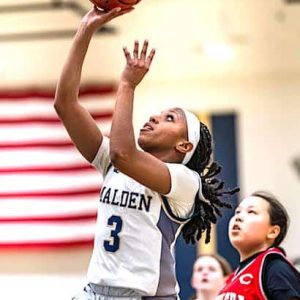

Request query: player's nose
[
  {"left": 149, "top": 115, "right": 159, "bottom": 124},
  {"left": 234, "top": 214, "right": 243, "bottom": 223}
]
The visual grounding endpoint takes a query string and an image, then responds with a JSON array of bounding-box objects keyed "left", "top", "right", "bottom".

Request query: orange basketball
[{"left": 90, "top": 0, "right": 141, "bottom": 11}]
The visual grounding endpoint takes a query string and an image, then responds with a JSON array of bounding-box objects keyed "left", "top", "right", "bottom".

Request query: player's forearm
[
  {"left": 54, "top": 23, "right": 94, "bottom": 110},
  {"left": 110, "top": 81, "right": 137, "bottom": 162},
  {"left": 53, "top": 23, "right": 103, "bottom": 163}
]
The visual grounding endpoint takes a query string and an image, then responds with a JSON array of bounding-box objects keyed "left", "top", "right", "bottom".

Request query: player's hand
[
  {"left": 120, "top": 40, "right": 156, "bottom": 89},
  {"left": 81, "top": 6, "right": 133, "bottom": 31}
]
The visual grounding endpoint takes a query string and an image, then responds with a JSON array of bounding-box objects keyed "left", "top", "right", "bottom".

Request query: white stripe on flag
[
  {"left": 0, "top": 148, "right": 88, "bottom": 167},
  {"left": 0, "top": 198, "right": 97, "bottom": 218},
  {"left": 0, "top": 122, "right": 111, "bottom": 142},
  {"left": 0, "top": 221, "right": 96, "bottom": 243},
  {"left": 0, "top": 172, "right": 101, "bottom": 192},
  {"left": 0, "top": 96, "right": 115, "bottom": 118}
]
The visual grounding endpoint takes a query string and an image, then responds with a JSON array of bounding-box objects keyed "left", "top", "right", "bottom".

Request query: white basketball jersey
[{"left": 87, "top": 137, "right": 199, "bottom": 297}]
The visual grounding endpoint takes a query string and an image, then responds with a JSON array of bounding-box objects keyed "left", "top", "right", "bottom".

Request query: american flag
[{"left": 0, "top": 85, "right": 115, "bottom": 249}]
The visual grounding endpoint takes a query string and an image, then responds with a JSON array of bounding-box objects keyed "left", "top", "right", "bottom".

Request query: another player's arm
[
  {"left": 110, "top": 40, "right": 172, "bottom": 194},
  {"left": 54, "top": 7, "right": 131, "bottom": 162}
]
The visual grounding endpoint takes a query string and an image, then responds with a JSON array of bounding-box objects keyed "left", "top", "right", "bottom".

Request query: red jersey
[{"left": 216, "top": 248, "right": 286, "bottom": 300}]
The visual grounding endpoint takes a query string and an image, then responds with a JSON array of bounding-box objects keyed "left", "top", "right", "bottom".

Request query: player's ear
[
  {"left": 267, "top": 225, "right": 280, "bottom": 241},
  {"left": 176, "top": 140, "right": 193, "bottom": 155}
]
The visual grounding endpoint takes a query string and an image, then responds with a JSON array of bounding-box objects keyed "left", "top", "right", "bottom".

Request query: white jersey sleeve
[
  {"left": 91, "top": 136, "right": 111, "bottom": 174},
  {"left": 164, "top": 163, "right": 199, "bottom": 219}
]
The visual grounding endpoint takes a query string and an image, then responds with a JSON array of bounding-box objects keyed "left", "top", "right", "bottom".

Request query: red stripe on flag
[
  {"left": 0, "top": 212, "right": 97, "bottom": 223},
  {"left": 0, "top": 163, "right": 94, "bottom": 173},
  {"left": 0, "top": 140, "right": 74, "bottom": 149},
  {"left": 0, "top": 240, "right": 94, "bottom": 250},
  {"left": 0, "top": 85, "right": 116, "bottom": 100},
  {"left": 0, "top": 187, "right": 100, "bottom": 199},
  {"left": 0, "top": 111, "right": 113, "bottom": 125}
]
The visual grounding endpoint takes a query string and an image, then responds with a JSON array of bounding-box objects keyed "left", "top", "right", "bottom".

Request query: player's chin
[
  {"left": 137, "top": 135, "right": 147, "bottom": 150},
  {"left": 229, "top": 234, "right": 242, "bottom": 248},
  {"left": 198, "top": 284, "right": 212, "bottom": 292}
]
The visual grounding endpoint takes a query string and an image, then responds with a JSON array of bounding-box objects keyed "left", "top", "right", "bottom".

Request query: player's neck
[
  {"left": 195, "top": 290, "right": 218, "bottom": 300},
  {"left": 238, "top": 243, "right": 270, "bottom": 262},
  {"left": 148, "top": 149, "right": 183, "bottom": 164}
]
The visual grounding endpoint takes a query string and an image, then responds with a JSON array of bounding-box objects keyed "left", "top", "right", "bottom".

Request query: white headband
[
  {"left": 182, "top": 109, "right": 201, "bottom": 165},
  {"left": 182, "top": 109, "right": 210, "bottom": 204}
]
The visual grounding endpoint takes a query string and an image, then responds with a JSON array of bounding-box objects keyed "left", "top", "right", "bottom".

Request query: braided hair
[{"left": 182, "top": 122, "right": 239, "bottom": 244}]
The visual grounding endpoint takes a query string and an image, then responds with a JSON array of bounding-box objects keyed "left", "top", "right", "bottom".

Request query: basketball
[{"left": 90, "top": 0, "right": 141, "bottom": 11}]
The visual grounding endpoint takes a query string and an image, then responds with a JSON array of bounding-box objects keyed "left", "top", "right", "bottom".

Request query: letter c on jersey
[{"left": 239, "top": 273, "right": 254, "bottom": 285}]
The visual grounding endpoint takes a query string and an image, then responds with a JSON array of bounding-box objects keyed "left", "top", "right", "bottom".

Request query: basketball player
[
  {"left": 54, "top": 6, "right": 238, "bottom": 300},
  {"left": 190, "top": 254, "right": 231, "bottom": 300},
  {"left": 217, "top": 191, "right": 300, "bottom": 300}
]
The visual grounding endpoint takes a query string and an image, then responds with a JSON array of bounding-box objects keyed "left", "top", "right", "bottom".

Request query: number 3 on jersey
[{"left": 104, "top": 215, "right": 123, "bottom": 252}]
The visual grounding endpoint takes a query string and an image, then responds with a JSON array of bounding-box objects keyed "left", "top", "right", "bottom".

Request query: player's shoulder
[
  {"left": 165, "top": 162, "right": 200, "bottom": 194},
  {"left": 263, "top": 252, "right": 300, "bottom": 297},
  {"left": 263, "top": 248, "right": 288, "bottom": 268},
  {"left": 166, "top": 162, "right": 199, "bottom": 179},
  {"left": 265, "top": 254, "right": 291, "bottom": 270},
  {"left": 263, "top": 250, "right": 300, "bottom": 281}
]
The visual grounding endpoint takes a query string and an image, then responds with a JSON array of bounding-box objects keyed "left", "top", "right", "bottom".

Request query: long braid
[{"left": 182, "top": 122, "right": 239, "bottom": 244}]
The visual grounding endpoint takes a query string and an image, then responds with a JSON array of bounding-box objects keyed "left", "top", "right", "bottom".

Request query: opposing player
[
  {"left": 191, "top": 254, "right": 231, "bottom": 300},
  {"left": 54, "top": 6, "right": 238, "bottom": 300},
  {"left": 217, "top": 191, "right": 300, "bottom": 300}
]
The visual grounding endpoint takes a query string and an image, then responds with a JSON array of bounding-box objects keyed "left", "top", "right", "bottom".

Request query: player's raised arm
[
  {"left": 109, "top": 40, "right": 171, "bottom": 192},
  {"left": 54, "top": 7, "right": 132, "bottom": 162}
]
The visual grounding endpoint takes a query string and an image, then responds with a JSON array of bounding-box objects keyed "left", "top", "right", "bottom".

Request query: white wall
[
  {"left": 0, "top": 247, "right": 91, "bottom": 299},
  {"left": 0, "top": 274, "right": 86, "bottom": 300}
]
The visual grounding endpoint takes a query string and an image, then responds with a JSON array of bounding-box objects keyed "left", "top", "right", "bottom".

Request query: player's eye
[
  {"left": 234, "top": 210, "right": 240, "bottom": 215},
  {"left": 166, "top": 114, "right": 174, "bottom": 121},
  {"left": 248, "top": 210, "right": 257, "bottom": 214}
]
